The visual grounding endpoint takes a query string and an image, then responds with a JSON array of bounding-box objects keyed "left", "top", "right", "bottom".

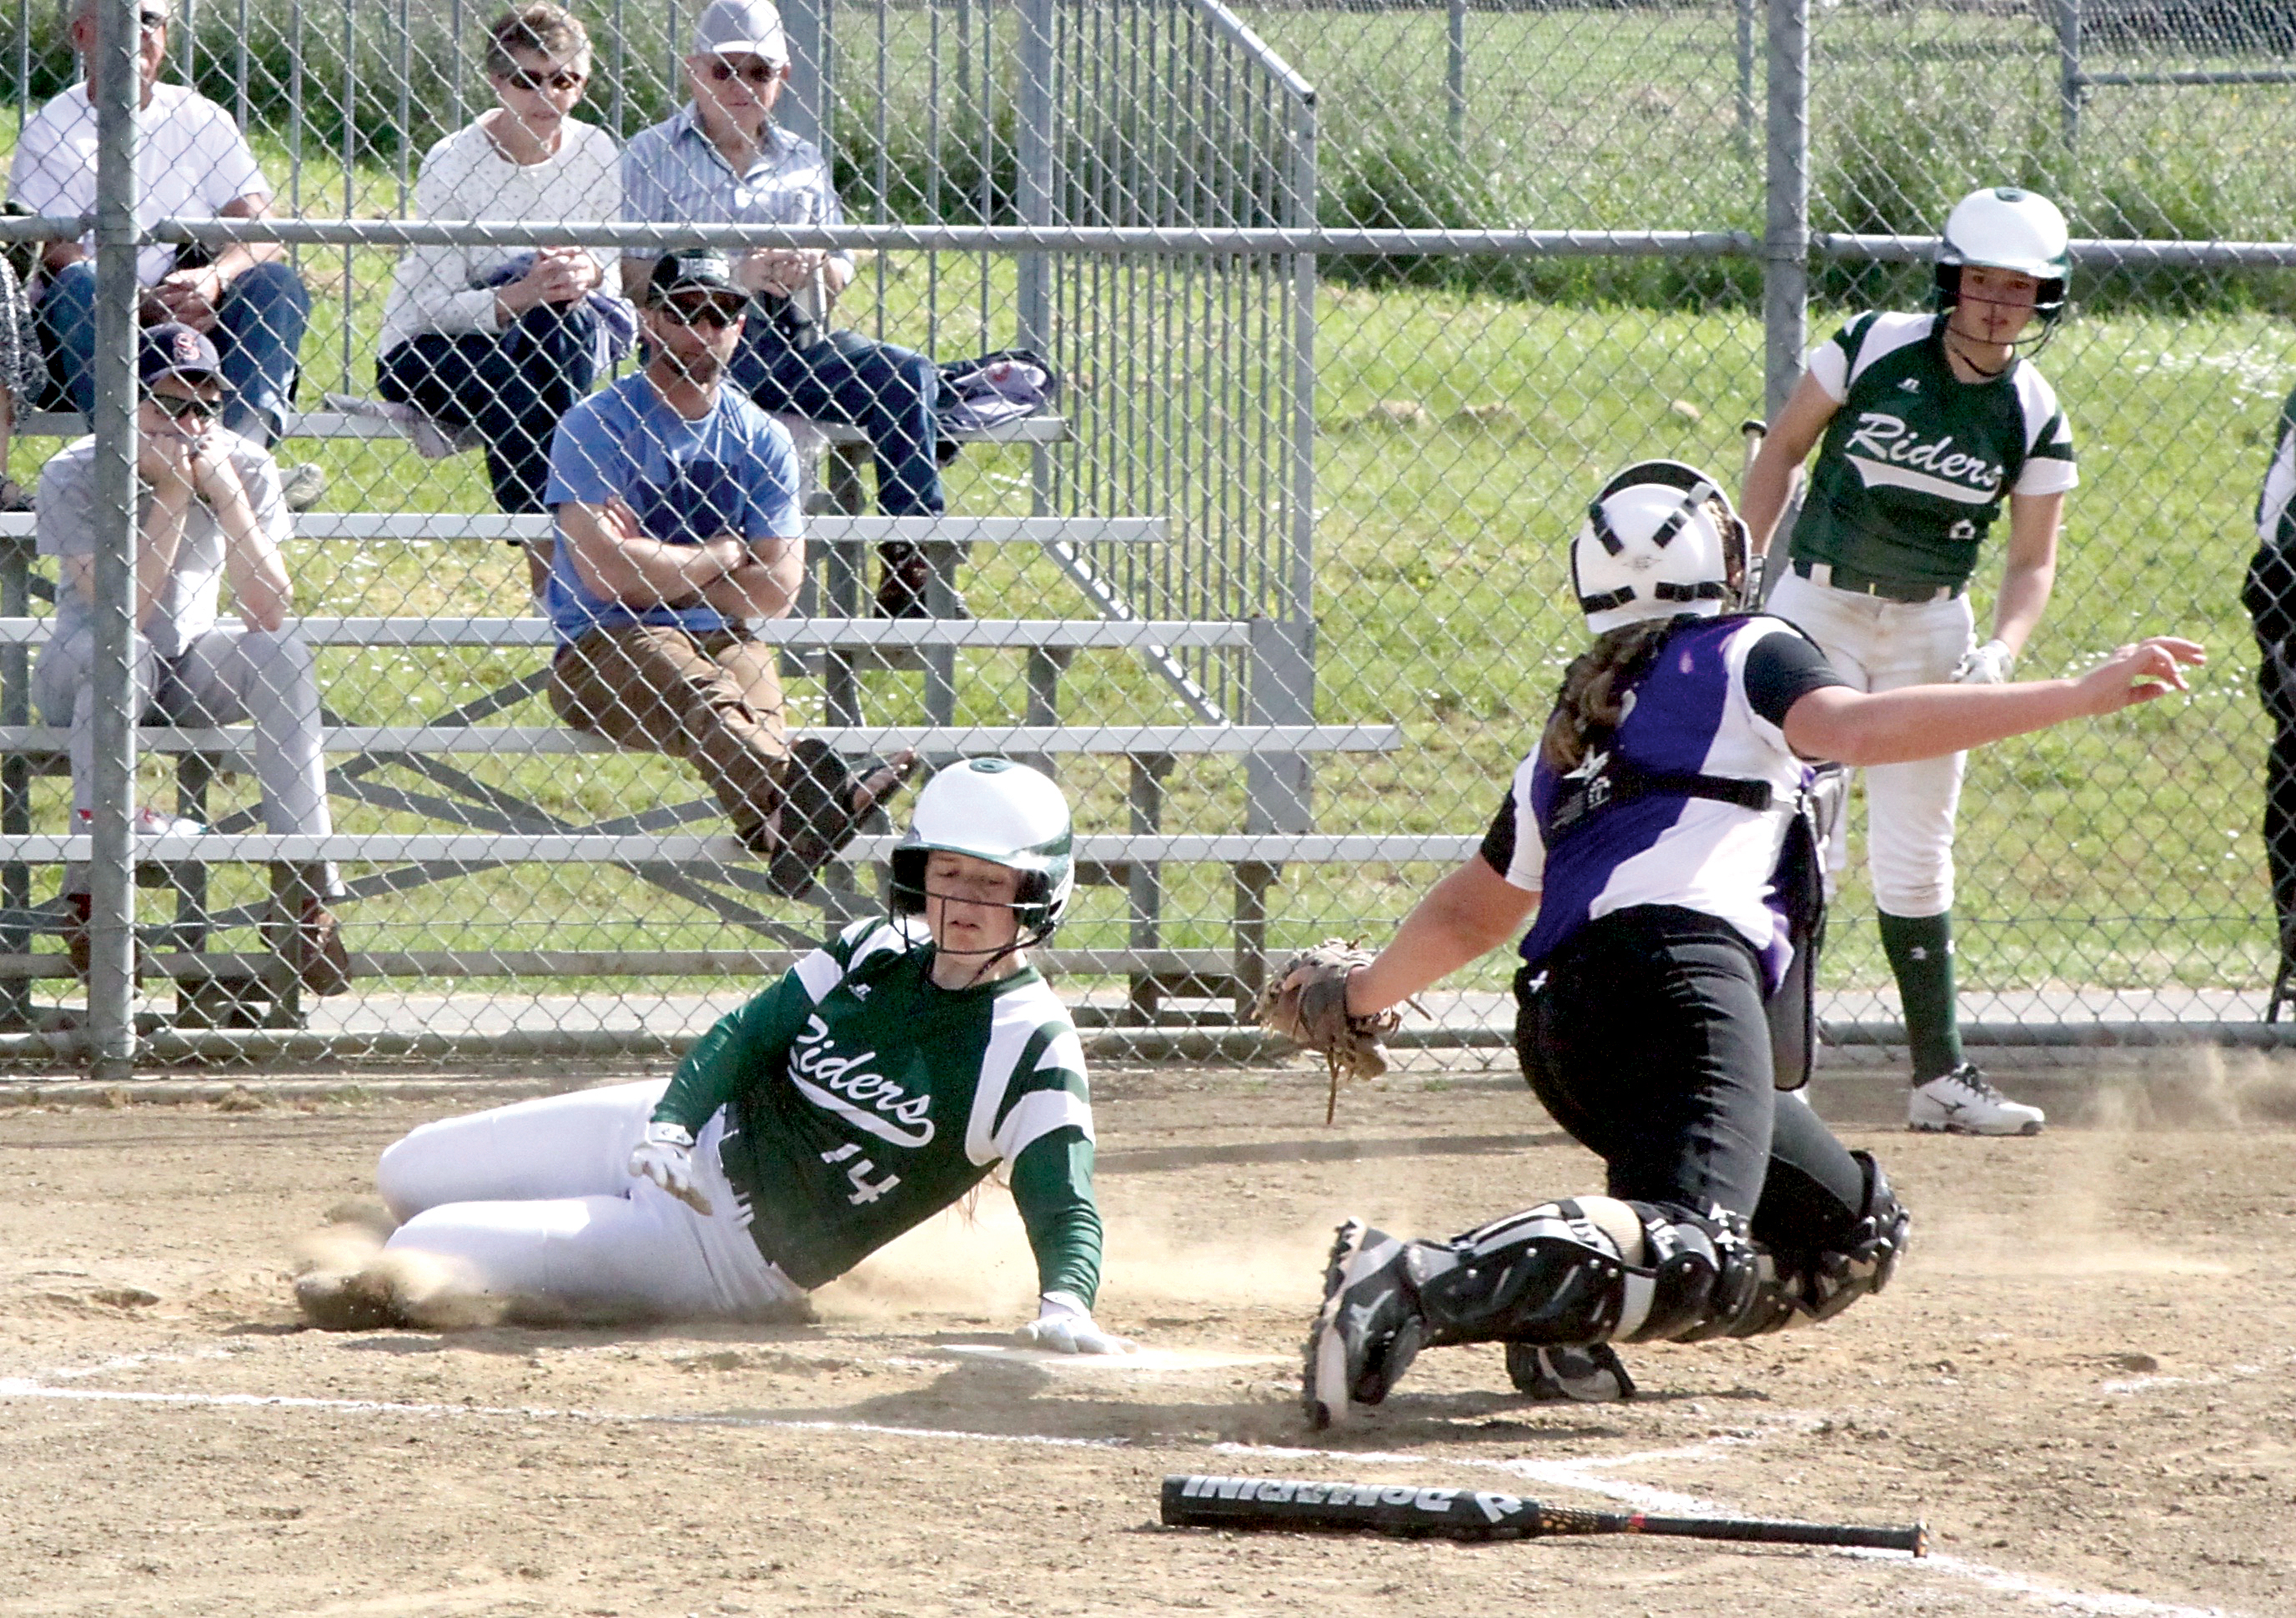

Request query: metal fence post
[
  {"left": 780, "top": 0, "right": 825, "bottom": 149},
  {"left": 1015, "top": 0, "right": 1055, "bottom": 353},
  {"left": 1246, "top": 84, "right": 1318, "bottom": 840},
  {"left": 1736, "top": 0, "right": 1758, "bottom": 158},
  {"left": 1445, "top": 0, "right": 1466, "bottom": 147},
  {"left": 2055, "top": 0, "right": 2082, "bottom": 150},
  {"left": 88, "top": 0, "right": 143, "bottom": 1077},
  {"left": 1762, "top": 0, "right": 1810, "bottom": 425}
]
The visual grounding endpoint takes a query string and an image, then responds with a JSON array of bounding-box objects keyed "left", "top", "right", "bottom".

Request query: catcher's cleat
[
  {"left": 1907, "top": 1063, "right": 2044, "bottom": 1136},
  {"left": 1505, "top": 1341, "right": 1636, "bottom": 1404},
  {"left": 1303, "top": 1219, "right": 1426, "bottom": 1430}
]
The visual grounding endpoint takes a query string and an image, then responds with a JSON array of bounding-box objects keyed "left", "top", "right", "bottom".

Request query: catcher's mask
[
  {"left": 1933, "top": 185, "right": 2069, "bottom": 350},
  {"left": 1570, "top": 460, "right": 1749, "bottom": 635},
  {"left": 889, "top": 757, "right": 1074, "bottom": 950}
]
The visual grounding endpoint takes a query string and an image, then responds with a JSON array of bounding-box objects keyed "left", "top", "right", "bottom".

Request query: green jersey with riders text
[
  {"left": 651, "top": 917, "right": 1102, "bottom": 1299},
  {"left": 1786, "top": 311, "right": 2077, "bottom": 591}
]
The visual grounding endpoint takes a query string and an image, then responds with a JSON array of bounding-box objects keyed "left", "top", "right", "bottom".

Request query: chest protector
[{"left": 1540, "top": 621, "right": 1843, "bottom": 1091}]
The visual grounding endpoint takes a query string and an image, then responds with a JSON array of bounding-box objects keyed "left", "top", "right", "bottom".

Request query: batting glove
[
  {"left": 1016, "top": 1290, "right": 1136, "bottom": 1355},
  {"left": 1952, "top": 638, "right": 2015, "bottom": 685},
  {"left": 628, "top": 1120, "right": 714, "bottom": 1216}
]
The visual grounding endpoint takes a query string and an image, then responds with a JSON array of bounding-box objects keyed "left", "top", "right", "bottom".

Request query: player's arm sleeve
[
  {"left": 1802, "top": 338, "right": 1849, "bottom": 401},
  {"left": 1743, "top": 622, "right": 1850, "bottom": 727},
  {"left": 1007, "top": 1127, "right": 1103, "bottom": 1307},
  {"left": 651, "top": 920, "right": 889, "bottom": 1129},
  {"left": 1476, "top": 756, "right": 1545, "bottom": 892},
  {"left": 2013, "top": 402, "right": 2077, "bottom": 495},
  {"left": 652, "top": 945, "right": 851, "bottom": 1130}
]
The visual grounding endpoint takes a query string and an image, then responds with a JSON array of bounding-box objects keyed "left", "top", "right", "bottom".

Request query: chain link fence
[{"left": 0, "top": 0, "right": 2288, "bottom": 1073}]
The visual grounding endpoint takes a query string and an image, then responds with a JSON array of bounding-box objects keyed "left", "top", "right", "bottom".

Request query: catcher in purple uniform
[{"left": 1261, "top": 460, "right": 2199, "bottom": 1426}]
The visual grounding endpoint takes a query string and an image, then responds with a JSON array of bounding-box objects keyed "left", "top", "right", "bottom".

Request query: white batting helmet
[
  {"left": 1570, "top": 460, "right": 1749, "bottom": 635},
  {"left": 889, "top": 758, "right": 1075, "bottom": 934},
  {"left": 1935, "top": 186, "right": 2070, "bottom": 324}
]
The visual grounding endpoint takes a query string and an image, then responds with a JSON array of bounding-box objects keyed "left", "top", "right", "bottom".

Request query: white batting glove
[
  {"left": 1015, "top": 1290, "right": 1136, "bottom": 1354},
  {"left": 1952, "top": 638, "right": 2015, "bottom": 685},
  {"left": 628, "top": 1121, "right": 714, "bottom": 1216}
]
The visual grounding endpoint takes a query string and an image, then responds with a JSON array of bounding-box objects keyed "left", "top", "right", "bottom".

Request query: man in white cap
[
  {"left": 619, "top": 0, "right": 954, "bottom": 618},
  {"left": 9, "top": 0, "right": 323, "bottom": 507}
]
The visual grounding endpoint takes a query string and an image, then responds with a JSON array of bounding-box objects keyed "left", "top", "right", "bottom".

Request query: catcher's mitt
[{"left": 1257, "top": 939, "right": 1404, "bottom": 1123}]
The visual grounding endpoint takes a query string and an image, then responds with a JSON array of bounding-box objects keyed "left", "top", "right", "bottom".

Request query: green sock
[{"left": 1878, "top": 910, "right": 1962, "bottom": 1083}]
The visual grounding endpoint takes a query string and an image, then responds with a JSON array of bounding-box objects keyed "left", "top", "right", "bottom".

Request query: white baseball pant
[
  {"left": 375, "top": 1078, "right": 803, "bottom": 1321},
  {"left": 1765, "top": 569, "right": 1976, "bottom": 918}
]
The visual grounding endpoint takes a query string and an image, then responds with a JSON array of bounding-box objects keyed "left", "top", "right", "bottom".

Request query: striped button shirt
[{"left": 620, "top": 105, "right": 853, "bottom": 279}]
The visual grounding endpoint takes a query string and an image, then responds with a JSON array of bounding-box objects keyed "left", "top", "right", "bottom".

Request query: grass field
[{"left": 0, "top": 0, "right": 2291, "bottom": 1029}]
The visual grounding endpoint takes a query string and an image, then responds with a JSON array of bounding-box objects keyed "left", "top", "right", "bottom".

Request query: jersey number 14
[{"left": 821, "top": 1142, "right": 902, "bottom": 1204}]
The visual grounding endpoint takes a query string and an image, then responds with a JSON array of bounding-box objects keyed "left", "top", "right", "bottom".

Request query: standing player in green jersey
[
  {"left": 1741, "top": 187, "right": 2077, "bottom": 1136},
  {"left": 296, "top": 759, "right": 1133, "bottom": 1354}
]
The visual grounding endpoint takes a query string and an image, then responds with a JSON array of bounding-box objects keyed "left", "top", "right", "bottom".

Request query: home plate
[{"left": 939, "top": 1344, "right": 1284, "bottom": 1374}]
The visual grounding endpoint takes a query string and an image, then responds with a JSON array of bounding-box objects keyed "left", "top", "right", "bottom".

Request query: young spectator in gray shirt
[{"left": 34, "top": 324, "right": 347, "bottom": 993}]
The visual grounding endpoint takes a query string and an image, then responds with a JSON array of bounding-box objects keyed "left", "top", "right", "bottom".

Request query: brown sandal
[{"left": 766, "top": 740, "right": 919, "bottom": 897}]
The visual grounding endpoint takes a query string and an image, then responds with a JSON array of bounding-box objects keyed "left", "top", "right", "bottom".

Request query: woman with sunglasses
[{"left": 376, "top": 4, "right": 630, "bottom": 584}]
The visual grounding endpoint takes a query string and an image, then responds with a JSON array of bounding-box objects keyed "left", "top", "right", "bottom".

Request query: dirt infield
[{"left": 3, "top": 1053, "right": 2293, "bottom": 1618}]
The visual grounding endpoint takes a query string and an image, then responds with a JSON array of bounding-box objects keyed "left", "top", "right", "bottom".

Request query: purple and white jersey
[{"left": 1481, "top": 615, "right": 1845, "bottom": 989}]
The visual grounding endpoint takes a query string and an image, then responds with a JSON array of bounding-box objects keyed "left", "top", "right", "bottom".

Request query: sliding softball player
[{"left": 296, "top": 759, "right": 1132, "bottom": 1354}]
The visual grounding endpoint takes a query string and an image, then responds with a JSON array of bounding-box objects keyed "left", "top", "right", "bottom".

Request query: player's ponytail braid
[{"left": 1540, "top": 617, "right": 1681, "bottom": 772}]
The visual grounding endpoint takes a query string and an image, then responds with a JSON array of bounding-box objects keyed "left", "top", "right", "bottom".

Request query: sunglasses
[
  {"left": 496, "top": 64, "right": 586, "bottom": 93},
  {"left": 706, "top": 60, "right": 779, "bottom": 87},
  {"left": 137, "top": 11, "right": 169, "bottom": 32},
  {"left": 659, "top": 296, "right": 746, "bottom": 329},
  {"left": 146, "top": 390, "right": 221, "bottom": 420}
]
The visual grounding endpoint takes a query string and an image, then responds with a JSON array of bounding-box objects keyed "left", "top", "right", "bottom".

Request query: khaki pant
[{"left": 550, "top": 625, "right": 787, "bottom": 840}]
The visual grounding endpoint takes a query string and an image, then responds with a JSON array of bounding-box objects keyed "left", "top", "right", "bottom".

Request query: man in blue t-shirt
[{"left": 545, "top": 248, "right": 914, "bottom": 894}]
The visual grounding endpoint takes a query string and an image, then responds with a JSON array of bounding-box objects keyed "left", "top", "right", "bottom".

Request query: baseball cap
[
  {"left": 691, "top": 0, "right": 786, "bottom": 63},
  {"left": 646, "top": 249, "right": 746, "bottom": 306},
  {"left": 137, "top": 322, "right": 223, "bottom": 390}
]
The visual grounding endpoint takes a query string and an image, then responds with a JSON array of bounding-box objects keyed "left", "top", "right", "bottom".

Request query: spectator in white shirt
[
  {"left": 378, "top": 3, "right": 628, "bottom": 575},
  {"left": 8, "top": 0, "right": 315, "bottom": 497}
]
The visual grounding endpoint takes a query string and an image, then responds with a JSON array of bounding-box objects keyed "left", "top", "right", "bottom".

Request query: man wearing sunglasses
[
  {"left": 33, "top": 323, "right": 348, "bottom": 994},
  {"left": 8, "top": 0, "right": 320, "bottom": 506},
  {"left": 544, "top": 250, "right": 916, "bottom": 896},
  {"left": 620, "top": 0, "right": 954, "bottom": 619}
]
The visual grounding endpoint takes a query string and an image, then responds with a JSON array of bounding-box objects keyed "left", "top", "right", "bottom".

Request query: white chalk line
[
  {"left": 0, "top": 1376, "right": 1124, "bottom": 1449},
  {"left": 1, "top": 1359, "right": 2243, "bottom": 1618},
  {"left": 1219, "top": 1437, "right": 2234, "bottom": 1618}
]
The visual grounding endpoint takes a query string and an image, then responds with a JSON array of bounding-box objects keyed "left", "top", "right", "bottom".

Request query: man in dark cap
[{"left": 543, "top": 249, "right": 915, "bottom": 894}]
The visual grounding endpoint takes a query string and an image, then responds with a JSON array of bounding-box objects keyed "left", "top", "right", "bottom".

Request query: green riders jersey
[
  {"left": 652, "top": 917, "right": 1103, "bottom": 1299},
  {"left": 1787, "top": 311, "right": 2077, "bottom": 592}
]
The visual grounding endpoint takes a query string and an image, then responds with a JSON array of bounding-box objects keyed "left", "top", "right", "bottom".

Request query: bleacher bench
[{"left": 0, "top": 495, "right": 1404, "bottom": 1028}]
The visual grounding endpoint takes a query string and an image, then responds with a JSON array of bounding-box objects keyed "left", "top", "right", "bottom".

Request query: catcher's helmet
[
  {"left": 1570, "top": 460, "right": 1749, "bottom": 635},
  {"left": 888, "top": 757, "right": 1074, "bottom": 935},
  {"left": 1934, "top": 186, "right": 2069, "bottom": 326}
]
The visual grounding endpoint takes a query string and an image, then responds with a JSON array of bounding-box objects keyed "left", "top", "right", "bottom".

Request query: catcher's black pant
[{"left": 1514, "top": 904, "right": 1870, "bottom": 1263}]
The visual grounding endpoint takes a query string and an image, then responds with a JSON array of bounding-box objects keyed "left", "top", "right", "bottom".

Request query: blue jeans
[
  {"left": 731, "top": 320, "right": 943, "bottom": 516},
  {"left": 38, "top": 258, "right": 311, "bottom": 445},
  {"left": 379, "top": 301, "right": 601, "bottom": 515}
]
